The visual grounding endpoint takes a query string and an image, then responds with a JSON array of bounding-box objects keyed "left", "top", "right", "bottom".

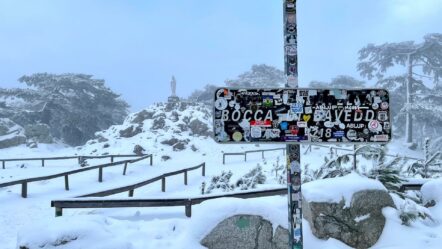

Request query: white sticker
[
  {"left": 381, "top": 102, "right": 389, "bottom": 110},
  {"left": 378, "top": 111, "right": 388, "bottom": 121},
  {"left": 251, "top": 126, "right": 262, "bottom": 138},
  {"left": 347, "top": 129, "right": 358, "bottom": 140},
  {"left": 304, "top": 106, "right": 312, "bottom": 114},
  {"left": 324, "top": 121, "right": 334, "bottom": 128},
  {"left": 297, "top": 121, "right": 307, "bottom": 128},
  {"left": 368, "top": 120, "right": 382, "bottom": 132},
  {"left": 215, "top": 98, "right": 228, "bottom": 110},
  {"left": 339, "top": 123, "right": 346, "bottom": 129}
]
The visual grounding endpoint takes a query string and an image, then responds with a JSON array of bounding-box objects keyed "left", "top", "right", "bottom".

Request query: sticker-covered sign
[{"left": 213, "top": 88, "right": 391, "bottom": 143}]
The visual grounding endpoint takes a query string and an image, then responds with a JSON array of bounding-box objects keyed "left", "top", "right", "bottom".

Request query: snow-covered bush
[
  {"left": 204, "top": 171, "right": 235, "bottom": 194},
  {"left": 235, "top": 164, "right": 266, "bottom": 190}
]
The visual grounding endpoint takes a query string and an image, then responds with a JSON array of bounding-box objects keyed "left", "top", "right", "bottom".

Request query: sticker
[
  {"left": 230, "top": 131, "right": 241, "bottom": 141},
  {"left": 291, "top": 103, "right": 304, "bottom": 114},
  {"left": 290, "top": 161, "right": 301, "bottom": 173},
  {"left": 324, "top": 121, "right": 334, "bottom": 128},
  {"left": 251, "top": 126, "right": 262, "bottom": 138},
  {"left": 373, "top": 96, "right": 382, "bottom": 104},
  {"left": 384, "top": 122, "right": 391, "bottom": 130},
  {"left": 347, "top": 129, "right": 358, "bottom": 141},
  {"left": 286, "top": 34, "right": 297, "bottom": 44},
  {"left": 304, "top": 106, "right": 312, "bottom": 114},
  {"left": 378, "top": 111, "right": 388, "bottom": 121},
  {"left": 264, "top": 129, "right": 280, "bottom": 139},
  {"left": 289, "top": 125, "right": 299, "bottom": 135},
  {"left": 313, "top": 110, "right": 326, "bottom": 121},
  {"left": 280, "top": 122, "right": 289, "bottom": 130},
  {"left": 339, "top": 123, "right": 346, "bottom": 129},
  {"left": 371, "top": 103, "right": 379, "bottom": 110},
  {"left": 373, "top": 134, "right": 389, "bottom": 142},
  {"left": 215, "top": 98, "right": 228, "bottom": 110},
  {"left": 287, "top": 24, "right": 296, "bottom": 33},
  {"left": 287, "top": 13, "right": 296, "bottom": 24},
  {"left": 381, "top": 102, "right": 389, "bottom": 110},
  {"left": 368, "top": 120, "right": 382, "bottom": 132},
  {"left": 333, "top": 131, "right": 345, "bottom": 138},
  {"left": 297, "top": 121, "right": 307, "bottom": 128}
]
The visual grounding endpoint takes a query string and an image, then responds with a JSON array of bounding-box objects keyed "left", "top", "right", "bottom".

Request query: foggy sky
[{"left": 0, "top": 0, "right": 441, "bottom": 111}]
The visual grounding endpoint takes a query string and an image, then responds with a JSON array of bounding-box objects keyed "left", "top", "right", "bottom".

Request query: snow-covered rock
[
  {"left": 302, "top": 173, "right": 395, "bottom": 248},
  {"left": 0, "top": 118, "right": 26, "bottom": 149}
]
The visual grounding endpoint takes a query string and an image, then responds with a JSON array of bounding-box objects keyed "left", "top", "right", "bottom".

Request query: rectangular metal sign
[{"left": 214, "top": 88, "right": 391, "bottom": 143}]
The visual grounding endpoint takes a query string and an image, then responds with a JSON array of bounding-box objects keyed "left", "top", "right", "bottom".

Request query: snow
[
  {"left": 2, "top": 102, "right": 442, "bottom": 249},
  {"left": 421, "top": 178, "right": 442, "bottom": 204},
  {"left": 302, "top": 172, "right": 386, "bottom": 207}
]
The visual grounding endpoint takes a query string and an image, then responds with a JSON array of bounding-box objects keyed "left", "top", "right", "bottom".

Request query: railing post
[
  {"left": 98, "top": 167, "right": 103, "bottom": 182},
  {"left": 22, "top": 182, "right": 28, "bottom": 198},
  {"left": 111, "top": 156, "right": 114, "bottom": 163},
  {"left": 78, "top": 156, "right": 81, "bottom": 164},
  {"left": 185, "top": 200, "right": 192, "bottom": 217},
  {"left": 150, "top": 155, "right": 153, "bottom": 166},
  {"left": 202, "top": 163, "right": 206, "bottom": 177},
  {"left": 2, "top": 160, "right": 4, "bottom": 169},
  {"left": 262, "top": 151, "right": 265, "bottom": 159},
  {"left": 244, "top": 153, "right": 247, "bottom": 162},
  {"left": 223, "top": 154, "right": 225, "bottom": 165},
  {"left": 42, "top": 159, "right": 45, "bottom": 167},
  {"left": 184, "top": 171, "right": 188, "bottom": 185},
  {"left": 64, "top": 175, "right": 69, "bottom": 191},
  {"left": 55, "top": 207, "right": 63, "bottom": 217},
  {"left": 162, "top": 177, "right": 166, "bottom": 192},
  {"left": 128, "top": 189, "right": 134, "bottom": 197},
  {"left": 123, "top": 162, "right": 128, "bottom": 175}
]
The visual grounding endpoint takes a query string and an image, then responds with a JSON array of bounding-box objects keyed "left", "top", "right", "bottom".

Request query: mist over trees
[
  {"left": 0, "top": 73, "right": 129, "bottom": 146},
  {"left": 358, "top": 33, "right": 442, "bottom": 148}
]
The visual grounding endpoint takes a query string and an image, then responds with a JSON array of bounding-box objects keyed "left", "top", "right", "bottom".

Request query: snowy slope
[{"left": 2, "top": 101, "right": 442, "bottom": 249}]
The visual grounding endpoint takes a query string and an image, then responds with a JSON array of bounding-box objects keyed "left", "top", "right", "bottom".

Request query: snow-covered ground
[{"left": 1, "top": 103, "right": 442, "bottom": 249}]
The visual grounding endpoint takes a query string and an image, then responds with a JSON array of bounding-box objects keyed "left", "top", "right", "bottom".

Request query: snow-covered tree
[
  {"left": 1, "top": 73, "right": 129, "bottom": 146},
  {"left": 358, "top": 33, "right": 442, "bottom": 147},
  {"left": 225, "top": 64, "right": 284, "bottom": 88},
  {"left": 236, "top": 164, "right": 266, "bottom": 190},
  {"left": 188, "top": 84, "right": 219, "bottom": 105},
  {"left": 309, "top": 75, "right": 366, "bottom": 89}
]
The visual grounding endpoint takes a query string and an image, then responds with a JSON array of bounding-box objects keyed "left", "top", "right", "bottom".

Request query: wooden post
[
  {"left": 22, "top": 182, "right": 27, "bottom": 198},
  {"left": 223, "top": 154, "right": 225, "bottom": 164},
  {"left": 55, "top": 207, "right": 63, "bottom": 217},
  {"left": 42, "top": 159, "right": 45, "bottom": 167},
  {"left": 202, "top": 163, "right": 206, "bottom": 177},
  {"left": 128, "top": 189, "right": 134, "bottom": 197},
  {"left": 123, "top": 162, "right": 128, "bottom": 175},
  {"left": 150, "top": 155, "right": 153, "bottom": 166},
  {"left": 64, "top": 175, "right": 69, "bottom": 191},
  {"left": 111, "top": 156, "right": 114, "bottom": 163},
  {"left": 184, "top": 171, "right": 188, "bottom": 185},
  {"left": 2, "top": 160, "right": 4, "bottom": 169},
  {"left": 162, "top": 177, "right": 166, "bottom": 192},
  {"left": 98, "top": 167, "right": 103, "bottom": 182},
  {"left": 185, "top": 201, "right": 192, "bottom": 217},
  {"left": 244, "top": 153, "right": 247, "bottom": 162}
]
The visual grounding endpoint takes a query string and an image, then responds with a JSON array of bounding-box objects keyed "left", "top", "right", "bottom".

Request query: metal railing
[
  {"left": 0, "top": 154, "right": 153, "bottom": 198},
  {"left": 222, "top": 148, "right": 286, "bottom": 164}
]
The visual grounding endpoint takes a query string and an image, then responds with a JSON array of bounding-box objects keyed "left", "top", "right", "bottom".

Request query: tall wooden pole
[{"left": 284, "top": 1, "right": 303, "bottom": 248}]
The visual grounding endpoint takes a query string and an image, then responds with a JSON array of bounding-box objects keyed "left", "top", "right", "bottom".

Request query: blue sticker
[
  {"left": 333, "top": 131, "right": 345, "bottom": 138},
  {"left": 280, "top": 122, "right": 289, "bottom": 130},
  {"left": 291, "top": 103, "right": 303, "bottom": 113}
]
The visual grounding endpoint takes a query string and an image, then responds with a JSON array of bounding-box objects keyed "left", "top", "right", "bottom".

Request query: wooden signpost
[{"left": 213, "top": 1, "right": 391, "bottom": 248}]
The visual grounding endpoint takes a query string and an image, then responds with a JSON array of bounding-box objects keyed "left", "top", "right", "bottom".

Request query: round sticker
[
  {"left": 339, "top": 123, "right": 346, "bottom": 129},
  {"left": 232, "top": 132, "right": 243, "bottom": 142},
  {"left": 215, "top": 98, "right": 228, "bottom": 110},
  {"left": 372, "top": 103, "right": 379, "bottom": 110},
  {"left": 228, "top": 101, "right": 235, "bottom": 107},
  {"left": 381, "top": 102, "right": 389, "bottom": 110},
  {"left": 368, "top": 120, "right": 382, "bottom": 132},
  {"left": 347, "top": 129, "right": 358, "bottom": 141}
]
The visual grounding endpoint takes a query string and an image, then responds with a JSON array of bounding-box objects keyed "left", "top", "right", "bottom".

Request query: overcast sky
[{"left": 0, "top": 0, "right": 441, "bottom": 111}]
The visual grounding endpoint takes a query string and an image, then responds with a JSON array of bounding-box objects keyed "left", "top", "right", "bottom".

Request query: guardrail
[
  {"left": 222, "top": 148, "right": 285, "bottom": 164},
  {"left": 78, "top": 162, "right": 206, "bottom": 198},
  {"left": 52, "top": 187, "right": 286, "bottom": 217},
  {"left": 0, "top": 154, "right": 153, "bottom": 198},
  {"left": 1, "top": 154, "right": 145, "bottom": 169}
]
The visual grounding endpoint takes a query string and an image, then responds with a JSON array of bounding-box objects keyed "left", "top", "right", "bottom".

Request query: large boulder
[
  {"left": 201, "top": 215, "right": 288, "bottom": 249},
  {"left": 189, "top": 119, "right": 211, "bottom": 137},
  {"left": 0, "top": 118, "right": 26, "bottom": 149},
  {"left": 302, "top": 173, "right": 395, "bottom": 249}
]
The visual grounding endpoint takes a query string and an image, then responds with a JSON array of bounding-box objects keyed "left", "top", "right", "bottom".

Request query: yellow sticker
[{"left": 303, "top": 114, "right": 311, "bottom": 122}]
